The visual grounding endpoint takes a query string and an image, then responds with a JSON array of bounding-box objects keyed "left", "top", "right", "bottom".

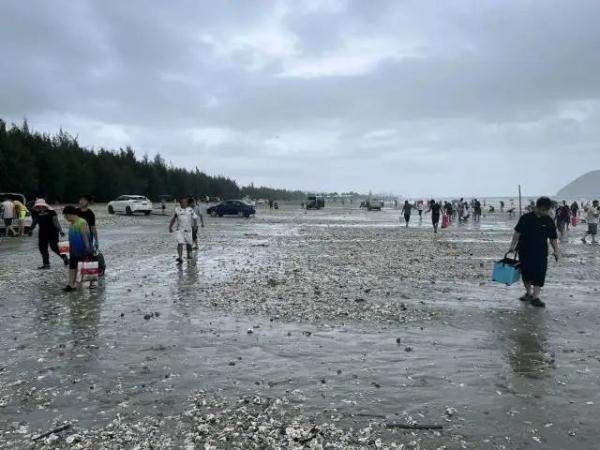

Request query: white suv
[{"left": 108, "top": 195, "right": 153, "bottom": 215}]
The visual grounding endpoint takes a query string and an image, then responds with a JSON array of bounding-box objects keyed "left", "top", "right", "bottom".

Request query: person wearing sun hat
[{"left": 30, "top": 198, "right": 68, "bottom": 269}]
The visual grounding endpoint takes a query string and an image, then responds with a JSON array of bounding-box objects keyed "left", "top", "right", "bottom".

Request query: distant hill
[{"left": 557, "top": 170, "right": 600, "bottom": 198}]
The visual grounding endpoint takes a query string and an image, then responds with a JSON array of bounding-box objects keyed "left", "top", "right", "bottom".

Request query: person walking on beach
[
  {"left": 76, "top": 195, "right": 97, "bottom": 253},
  {"left": 62, "top": 205, "right": 93, "bottom": 292},
  {"left": 169, "top": 196, "right": 197, "bottom": 264},
  {"left": 473, "top": 199, "right": 482, "bottom": 223},
  {"left": 427, "top": 199, "right": 442, "bottom": 233},
  {"left": 190, "top": 197, "right": 205, "bottom": 250},
  {"left": 570, "top": 201, "right": 579, "bottom": 223},
  {"left": 30, "top": 199, "right": 68, "bottom": 269},
  {"left": 416, "top": 200, "right": 424, "bottom": 221},
  {"left": 444, "top": 201, "right": 454, "bottom": 223},
  {"left": 581, "top": 200, "right": 599, "bottom": 245},
  {"left": 401, "top": 200, "right": 413, "bottom": 227},
  {"left": 508, "top": 196, "right": 559, "bottom": 308},
  {"left": 555, "top": 201, "right": 571, "bottom": 239},
  {"left": 2, "top": 197, "right": 17, "bottom": 236}
]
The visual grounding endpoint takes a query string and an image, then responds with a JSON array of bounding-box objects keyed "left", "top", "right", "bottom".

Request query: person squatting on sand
[{"left": 509, "top": 196, "right": 559, "bottom": 308}]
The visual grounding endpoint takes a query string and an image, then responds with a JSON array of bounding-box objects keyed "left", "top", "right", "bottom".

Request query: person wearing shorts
[
  {"left": 63, "top": 205, "right": 92, "bottom": 292},
  {"left": 581, "top": 200, "right": 599, "bottom": 245},
  {"left": 2, "top": 197, "right": 16, "bottom": 236},
  {"left": 169, "top": 196, "right": 197, "bottom": 264},
  {"left": 509, "top": 196, "right": 559, "bottom": 308}
]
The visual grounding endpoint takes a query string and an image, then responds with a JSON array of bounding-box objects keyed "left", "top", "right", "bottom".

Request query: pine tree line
[{"left": 0, "top": 119, "right": 306, "bottom": 203}]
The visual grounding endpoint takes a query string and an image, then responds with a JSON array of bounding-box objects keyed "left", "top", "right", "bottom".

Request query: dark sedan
[{"left": 207, "top": 200, "right": 256, "bottom": 218}]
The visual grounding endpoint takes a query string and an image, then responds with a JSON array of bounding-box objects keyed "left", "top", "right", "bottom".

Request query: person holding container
[{"left": 508, "top": 196, "right": 559, "bottom": 308}]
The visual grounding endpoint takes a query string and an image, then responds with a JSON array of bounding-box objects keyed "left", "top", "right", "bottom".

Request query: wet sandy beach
[{"left": 1, "top": 204, "right": 599, "bottom": 449}]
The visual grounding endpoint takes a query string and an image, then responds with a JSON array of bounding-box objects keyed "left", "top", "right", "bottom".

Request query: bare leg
[
  {"left": 523, "top": 281, "right": 532, "bottom": 296},
  {"left": 532, "top": 285, "right": 542, "bottom": 299},
  {"left": 68, "top": 269, "right": 77, "bottom": 288}
]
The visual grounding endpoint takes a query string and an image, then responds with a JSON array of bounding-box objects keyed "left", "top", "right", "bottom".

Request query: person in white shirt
[
  {"left": 581, "top": 200, "right": 599, "bottom": 245},
  {"left": 190, "top": 197, "right": 205, "bottom": 250},
  {"left": 1, "top": 197, "right": 17, "bottom": 236},
  {"left": 169, "top": 196, "right": 198, "bottom": 264}
]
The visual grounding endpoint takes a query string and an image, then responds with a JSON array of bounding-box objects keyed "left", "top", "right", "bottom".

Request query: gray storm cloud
[{"left": 1, "top": 0, "right": 599, "bottom": 197}]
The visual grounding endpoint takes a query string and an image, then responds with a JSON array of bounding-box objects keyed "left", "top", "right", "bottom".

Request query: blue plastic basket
[{"left": 492, "top": 255, "right": 521, "bottom": 286}]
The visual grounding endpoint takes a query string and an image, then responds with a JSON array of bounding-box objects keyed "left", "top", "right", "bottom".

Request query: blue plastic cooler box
[{"left": 492, "top": 258, "right": 521, "bottom": 286}]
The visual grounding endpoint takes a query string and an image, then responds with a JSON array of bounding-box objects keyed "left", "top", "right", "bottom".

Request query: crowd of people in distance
[
  {"left": 399, "top": 197, "right": 484, "bottom": 232},
  {"left": 396, "top": 196, "right": 599, "bottom": 244},
  {"left": 396, "top": 195, "right": 599, "bottom": 308}
]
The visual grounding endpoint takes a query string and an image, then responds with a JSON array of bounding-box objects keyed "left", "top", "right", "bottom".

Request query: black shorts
[
  {"left": 3, "top": 218, "right": 13, "bottom": 227},
  {"left": 519, "top": 252, "right": 548, "bottom": 287},
  {"left": 404, "top": 214, "right": 411, "bottom": 221},
  {"left": 69, "top": 255, "right": 83, "bottom": 270}
]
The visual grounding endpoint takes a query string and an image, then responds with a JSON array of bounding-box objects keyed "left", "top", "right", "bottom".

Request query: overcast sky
[{"left": 2, "top": 0, "right": 599, "bottom": 197}]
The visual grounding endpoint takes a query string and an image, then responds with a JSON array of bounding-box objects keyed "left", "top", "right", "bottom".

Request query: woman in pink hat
[{"left": 30, "top": 199, "right": 68, "bottom": 269}]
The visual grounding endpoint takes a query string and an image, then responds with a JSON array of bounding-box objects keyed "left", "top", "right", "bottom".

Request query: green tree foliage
[{"left": 0, "top": 120, "right": 305, "bottom": 202}]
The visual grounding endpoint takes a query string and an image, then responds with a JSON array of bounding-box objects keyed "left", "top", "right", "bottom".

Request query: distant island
[{"left": 557, "top": 170, "right": 600, "bottom": 198}]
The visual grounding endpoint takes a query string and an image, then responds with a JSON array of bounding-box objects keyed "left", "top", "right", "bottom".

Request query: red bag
[
  {"left": 77, "top": 259, "right": 100, "bottom": 282},
  {"left": 58, "top": 241, "right": 70, "bottom": 255},
  {"left": 441, "top": 214, "right": 449, "bottom": 229},
  {"left": 571, "top": 216, "right": 577, "bottom": 227}
]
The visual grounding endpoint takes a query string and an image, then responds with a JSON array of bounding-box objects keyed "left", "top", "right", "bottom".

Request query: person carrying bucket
[{"left": 508, "top": 196, "right": 559, "bottom": 308}]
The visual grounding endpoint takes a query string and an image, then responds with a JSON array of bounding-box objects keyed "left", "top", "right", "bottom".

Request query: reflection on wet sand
[
  {"left": 68, "top": 290, "right": 104, "bottom": 350},
  {"left": 503, "top": 310, "right": 554, "bottom": 380}
]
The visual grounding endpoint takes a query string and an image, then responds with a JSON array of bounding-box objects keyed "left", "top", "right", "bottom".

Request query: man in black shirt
[
  {"left": 76, "top": 195, "right": 97, "bottom": 251},
  {"left": 427, "top": 199, "right": 442, "bottom": 233},
  {"left": 509, "top": 196, "right": 559, "bottom": 308}
]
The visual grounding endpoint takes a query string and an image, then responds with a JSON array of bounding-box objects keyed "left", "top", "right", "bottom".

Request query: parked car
[
  {"left": 207, "top": 200, "right": 256, "bottom": 218},
  {"left": 306, "top": 195, "right": 325, "bottom": 210},
  {"left": 108, "top": 195, "right": 153, "bottom": 215},
  {"left": 361, "top": 199, "right": 384, "bottom": 211}
]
